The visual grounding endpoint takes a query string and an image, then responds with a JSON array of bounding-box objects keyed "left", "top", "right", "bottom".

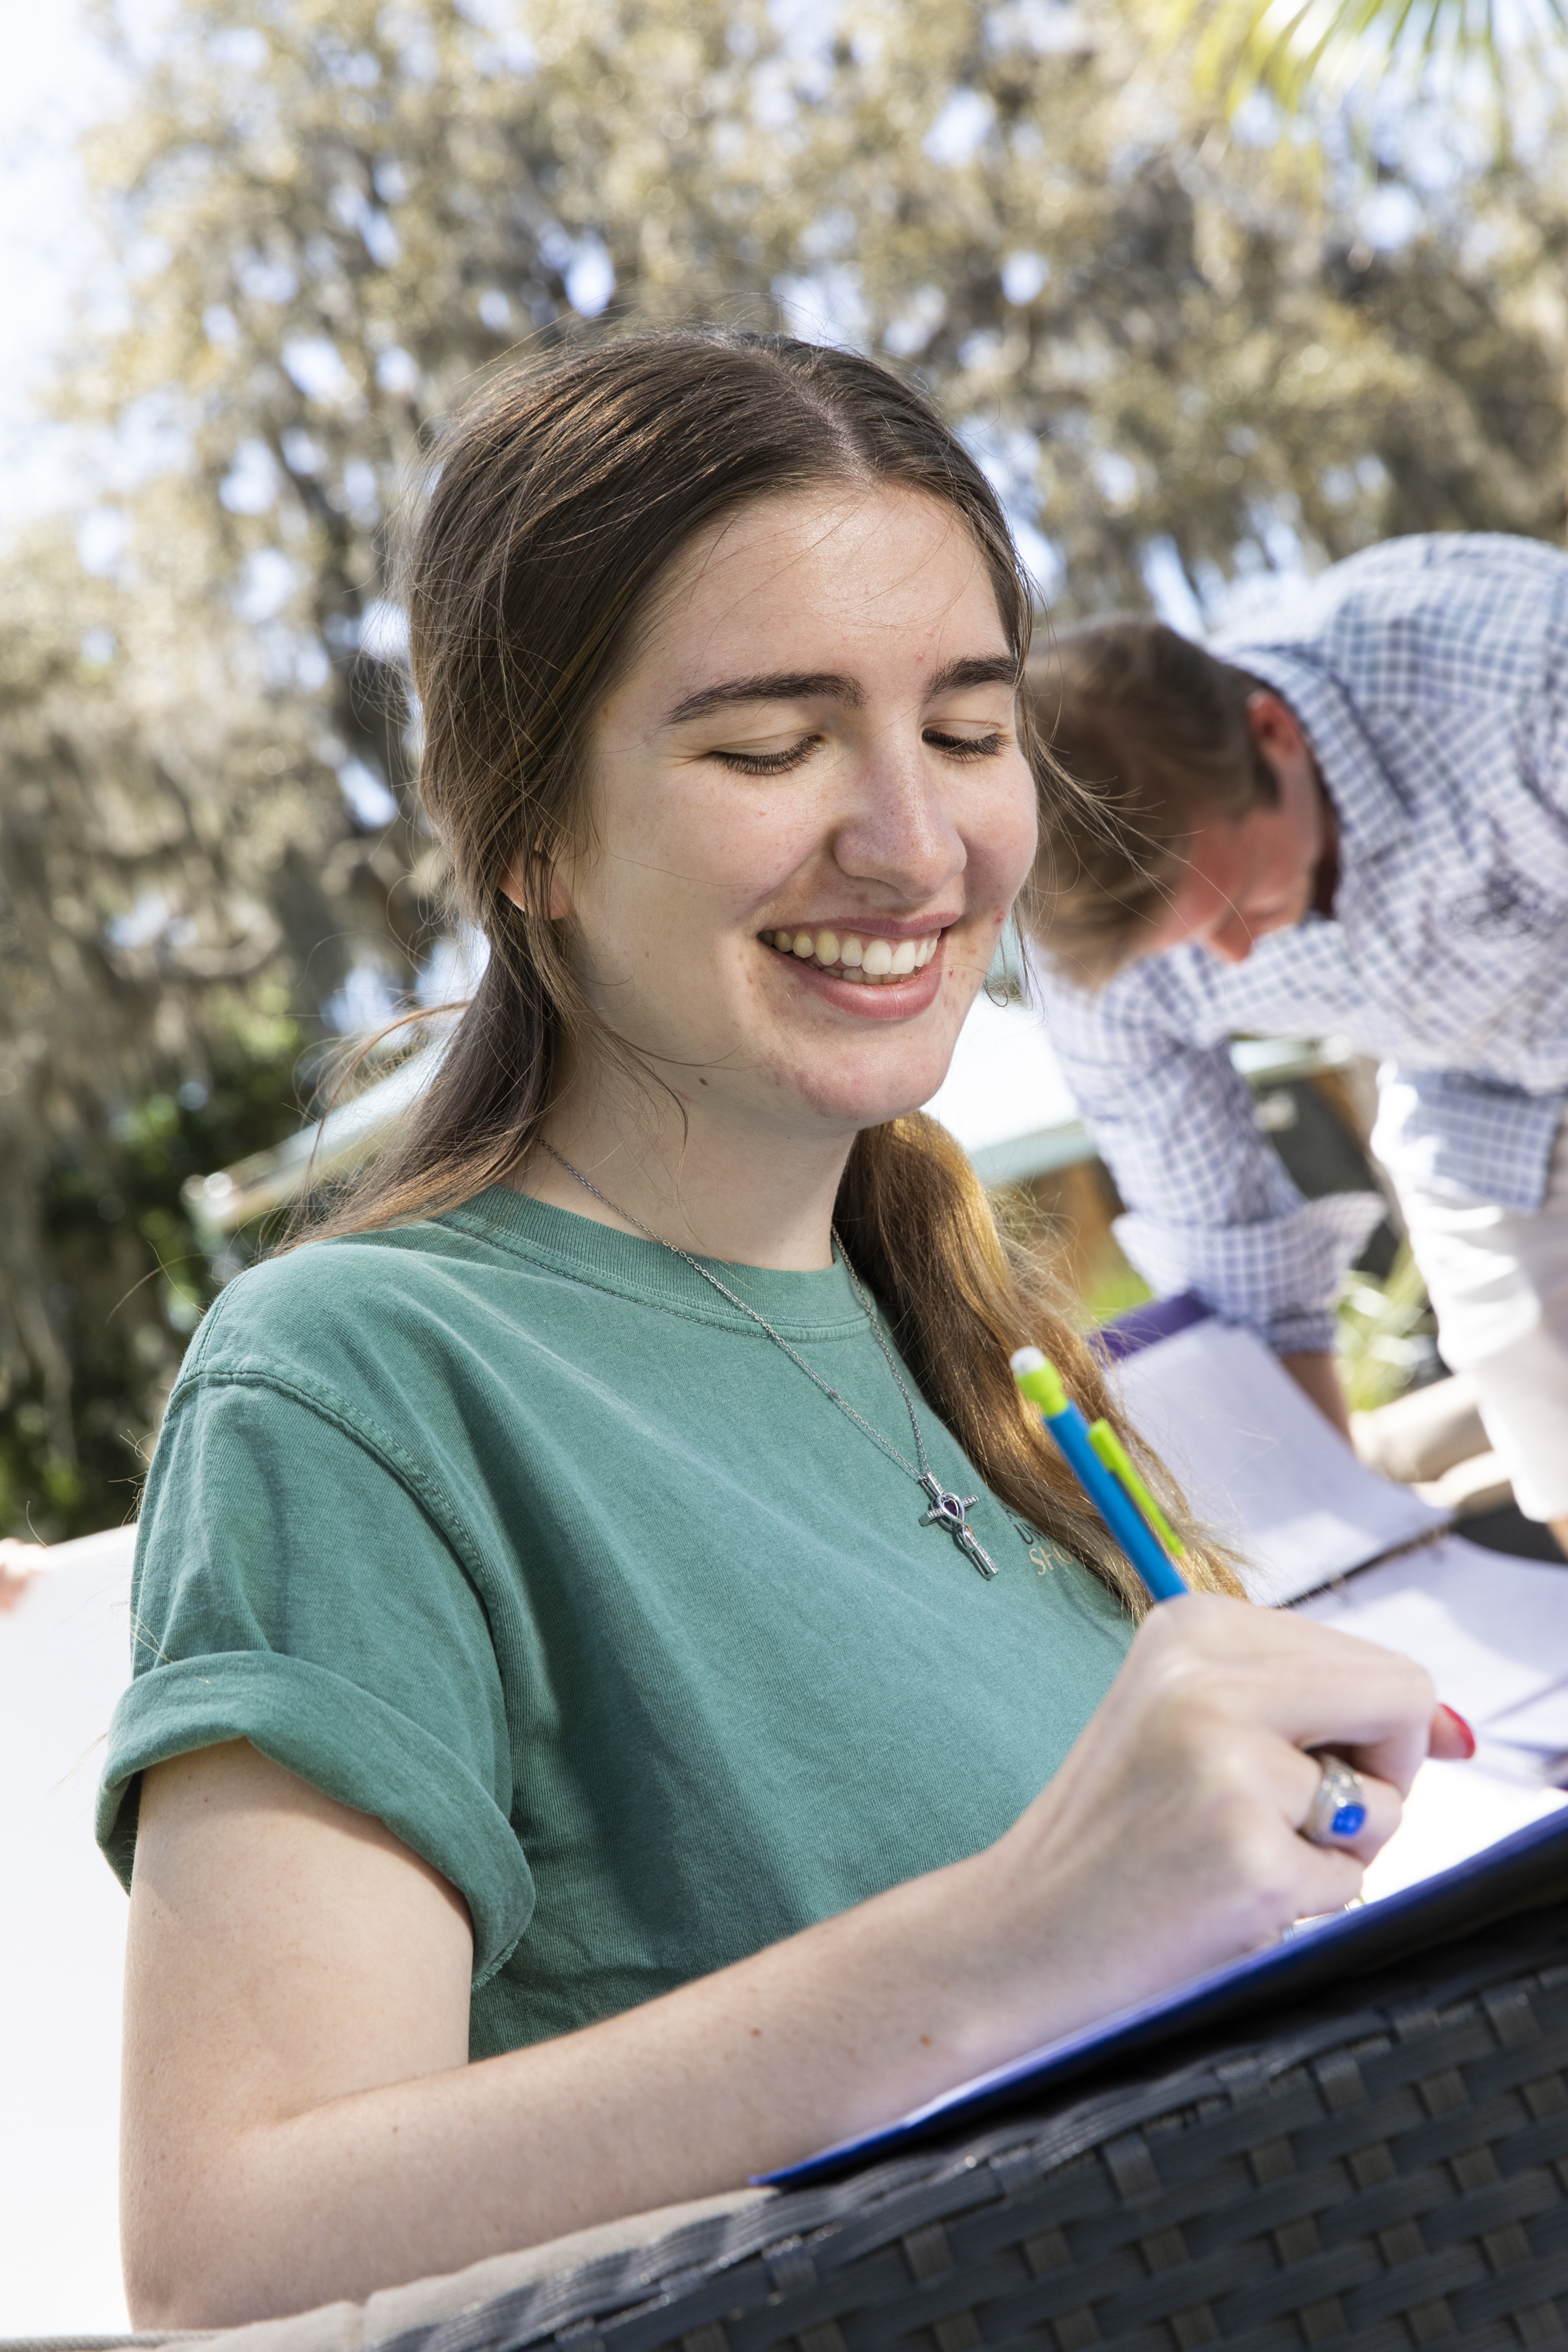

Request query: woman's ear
[{"left": 499, "top": 849, "right": 572, "bottom": 921}]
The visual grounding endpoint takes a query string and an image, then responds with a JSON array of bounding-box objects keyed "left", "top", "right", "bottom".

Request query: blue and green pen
[{"left": 1011, "top": 1347, "right": 1190, "bottom": 1603}]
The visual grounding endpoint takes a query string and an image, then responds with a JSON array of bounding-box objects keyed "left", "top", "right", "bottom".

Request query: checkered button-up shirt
[{"left": 1038, "top": 532, "right": 1568, "bottom": 1355}]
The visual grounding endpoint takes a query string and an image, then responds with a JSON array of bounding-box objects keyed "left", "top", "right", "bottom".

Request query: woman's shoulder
[{"left": 176, "top": 1216, "right": 509, "bottom": 1403}]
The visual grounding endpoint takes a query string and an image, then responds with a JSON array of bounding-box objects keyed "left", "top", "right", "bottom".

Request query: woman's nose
[{"left": 830, "top": 740, "right": 967, "bottom": 899}]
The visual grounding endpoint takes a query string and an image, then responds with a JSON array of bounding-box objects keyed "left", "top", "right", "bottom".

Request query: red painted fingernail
[{"left": 1439, "top": 1704, "right": 1476, "bottom": 1759}]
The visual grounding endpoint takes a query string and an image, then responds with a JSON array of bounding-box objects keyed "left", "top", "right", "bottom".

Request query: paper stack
[
  {"left": 1112, "top": 1315, "right": 1568, "bottom": 1871},
  {"left": 1114, "top": 1319, "right": 1447, "bottom": 1605}
]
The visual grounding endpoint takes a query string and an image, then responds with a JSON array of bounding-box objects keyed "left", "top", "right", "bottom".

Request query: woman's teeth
[{"left": 767, "top": 929, "right": 940, "bottom": 982}]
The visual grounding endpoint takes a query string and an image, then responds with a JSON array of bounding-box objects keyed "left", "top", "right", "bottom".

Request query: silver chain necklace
[{"left": 541, "top": 1141, "right": 999, "bottom": 1578}]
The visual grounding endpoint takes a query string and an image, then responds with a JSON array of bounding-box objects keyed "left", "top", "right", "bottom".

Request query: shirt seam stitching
[{"left": 436, "top": 1209, "right": 879, "bottom": 1341}]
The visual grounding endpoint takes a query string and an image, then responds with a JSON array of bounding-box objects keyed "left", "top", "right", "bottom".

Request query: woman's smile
[
  {"left": 762, "top": 924, "right": 943, "bottom": 980},
  {"left": 759, "top": 921, "right": 952, "bottom": 1018}
]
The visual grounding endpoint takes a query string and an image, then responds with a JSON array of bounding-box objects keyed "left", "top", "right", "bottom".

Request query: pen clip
[{"left": 1086, "top": 1419, "right": 1187, "bottom": 1563}]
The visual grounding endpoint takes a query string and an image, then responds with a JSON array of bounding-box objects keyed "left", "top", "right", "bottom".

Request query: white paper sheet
[
  {"left": 1468, "top": 1680, "right": 1568, "bottom": 1775},
  {"left": 1115, "top": 1321, "right": 1446, "bottom": 1602},
  {"left": 1359, "top": 1757, "right": 1567, "bottom": 1902},
  {"left": 1113, "top": 1319, "right": 1568, "bottom": 1774},
  {"left": 1, "top": 1523, "right": 136, "bottom": 2330},
  {"left": 1296, "top": 1534, "right": 1568, "bottom": 1766}
]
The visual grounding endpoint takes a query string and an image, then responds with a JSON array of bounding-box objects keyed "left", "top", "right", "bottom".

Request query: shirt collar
[{"left": 1216, "top": 645, "right": 1412, "bottom": 861}]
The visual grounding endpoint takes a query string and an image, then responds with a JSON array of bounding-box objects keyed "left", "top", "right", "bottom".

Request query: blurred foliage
[
  {"left": 1080, "top": 1258, "right": 1157, "bottom": 1325},
  {"left": 2, "top": 1013, "right": 307, "bottom": 1539},
  {"left": 5, "top": 0, "right": 1568, "bottom": 1529},
  {"left": 1334, "top": 1243, "right": 1439, "bottom": 1413}
]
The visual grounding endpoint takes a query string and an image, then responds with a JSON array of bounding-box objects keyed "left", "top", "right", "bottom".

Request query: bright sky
[{"left": 0, "top": 0, "right": 144, "bottom": 539}]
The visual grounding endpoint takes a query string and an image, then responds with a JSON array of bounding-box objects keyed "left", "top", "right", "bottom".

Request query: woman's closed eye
[
  {"left": 706, "top": 724, "right": 1010, "bottom": 776},
  {"left": 923, "top": 726, "right": 1007, "bottom": 760},
  {"left": 710, "top": 735, "right": 819, "bottom": 776}
]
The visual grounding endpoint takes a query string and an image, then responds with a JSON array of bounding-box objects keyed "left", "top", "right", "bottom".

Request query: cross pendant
[{"left": 919, "top": 1474, "right": 998, "bottom": 1579}]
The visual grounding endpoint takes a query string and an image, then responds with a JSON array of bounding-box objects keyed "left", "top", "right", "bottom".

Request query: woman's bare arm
[{"left": 122, "top": 1596, "right": 1464, "bottom": 2328}]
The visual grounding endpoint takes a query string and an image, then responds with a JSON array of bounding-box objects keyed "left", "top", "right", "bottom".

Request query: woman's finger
[
  {"left": 1429, "top": 1704, "right": 1477, "bottom": 1761},
  {"left": 1245, "top": 1611, "right": 1436, "bottom": 1796},
  {"left": 1145, "top": 1596, "right": 1439, "bottom": 1795},
  {"left": 1286, "top": 1748, "right": 1403, "bottom": 1866}
]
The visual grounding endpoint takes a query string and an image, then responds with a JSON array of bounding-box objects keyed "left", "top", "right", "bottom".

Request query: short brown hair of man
[{"left": 1025, "top": 615, "right": 1276, "bottom": 985}]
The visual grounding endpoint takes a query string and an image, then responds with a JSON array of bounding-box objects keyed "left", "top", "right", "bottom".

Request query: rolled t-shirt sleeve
[{"left": 98, "top": 1373, "right": 534, "bottom": 1985}]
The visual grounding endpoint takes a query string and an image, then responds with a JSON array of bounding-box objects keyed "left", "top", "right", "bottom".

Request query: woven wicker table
[
  {"left": 372, "top": 1900, "right": 1568, "bottom": 2352},
  {"left": 12, "top": 1894, "right": 1568, "bottom": 2352}
]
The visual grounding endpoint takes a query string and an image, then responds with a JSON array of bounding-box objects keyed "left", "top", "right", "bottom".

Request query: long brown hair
[
  {"left": 1028, "top": 615, "right": 1275, "bottom": 984},
  {"left": 302, "top": 330, "right": 1239, "bottom": 1610}
]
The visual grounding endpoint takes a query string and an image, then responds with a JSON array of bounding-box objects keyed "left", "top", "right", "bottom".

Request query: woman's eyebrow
[
  {"left": 664, "top": 653, "right": 1018, "bottom": 729},
  {"left": 665, "top": 671, "right": 864, "bottom": 725},
  {"left": 924, "top": 655, "right": 1022, "bottom": 697}
]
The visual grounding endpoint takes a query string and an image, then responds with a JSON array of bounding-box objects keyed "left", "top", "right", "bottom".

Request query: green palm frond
[{"left": 1153, "top": 0, "right": 1568, "bottom": 119}]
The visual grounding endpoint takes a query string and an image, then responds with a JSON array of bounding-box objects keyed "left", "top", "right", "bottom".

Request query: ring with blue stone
[{"left": 1301, "top": 1754, "right": 1369, "bottom": 1846}]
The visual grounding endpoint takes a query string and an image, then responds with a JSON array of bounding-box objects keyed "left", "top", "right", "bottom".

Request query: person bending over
[
  {"left": 104, "top": 336, "right": 1459, "bottom": 2330},
  {"left": 1026, "top": 537, "right": 1568, "bottom": 1544}
]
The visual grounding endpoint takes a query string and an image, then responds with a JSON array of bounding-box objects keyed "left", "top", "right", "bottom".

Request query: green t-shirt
[{"left": 98, "top": 1187, "right": 1134, "bottom": 2059}]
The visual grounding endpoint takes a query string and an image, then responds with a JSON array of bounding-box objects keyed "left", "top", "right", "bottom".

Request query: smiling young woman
[{"left": 100, "top": 333, "right": 1458, "bottom": 2330}]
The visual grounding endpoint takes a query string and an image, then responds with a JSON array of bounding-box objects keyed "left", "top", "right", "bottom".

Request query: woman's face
[{"left": 540, "top": 484, "right": 1038, "bottom": 1145}]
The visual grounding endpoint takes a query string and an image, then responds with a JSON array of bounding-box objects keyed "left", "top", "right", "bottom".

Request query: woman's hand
[{"left": 956, "top": 1592, "right": 1464, "bottom": 2064}]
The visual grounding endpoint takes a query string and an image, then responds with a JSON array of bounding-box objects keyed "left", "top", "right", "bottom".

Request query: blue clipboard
[{"left": 760, "top": 1800, "right": 1568, "bottom": 2188}]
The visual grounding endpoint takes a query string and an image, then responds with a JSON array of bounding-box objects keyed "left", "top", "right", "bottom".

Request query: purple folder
[{"left": 1091, "top": 1289, "right": 1213, "bottom": 1364}]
